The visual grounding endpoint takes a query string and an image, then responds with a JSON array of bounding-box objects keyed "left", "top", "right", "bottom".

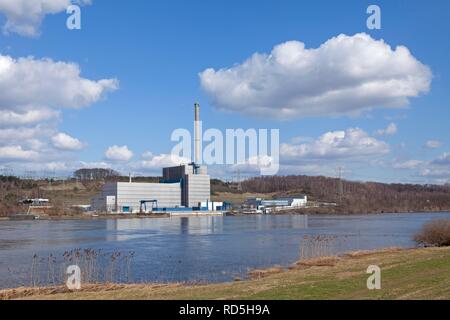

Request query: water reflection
[
  {"left": 105, "top": 216, "right": 225, "bottom": 241},
  {"left": 0, "top": 212, "right": 449, "bottom": 289}
]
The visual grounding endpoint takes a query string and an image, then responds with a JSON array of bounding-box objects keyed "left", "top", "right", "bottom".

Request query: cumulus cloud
[
  {"left": 281, "top": 128, "right": 389, "bottom": 160},
  {"left": 424, "top": 140, "right": 442, "bottom": 149},
  {"left": 136, "top": 152, "right": 190, "bottom": 170},
  {"left": 51, "top": 132, "right": 85, "bottom": 151},
  {"left": 200, "top": 33, "right": 432, "bottom": 119},
  {"left": 376, "top": 123, "right": 398, "bottom": 136},
  {"left": 0, "top": 109, "right": 59, "bottom": 125},
  {"left": 0, "top": 124, "right": 54, "bottom": 142},
  {"left": 393, "top": 160, "right": 423, "bottom": 169},
  {"left": 0, "top": 145, "right": 38, "bottom": 160},
  {"left": 0, "top": 0, "right": 92, "bottom": 37},
  {"left": 228, "top": 155, "right": 277, "bottom": 175},
  {"left": 105, "top": 145, "right": 134, "bottom": 162},
  {"left": 0, "top": 55, "right": 118, "bottom": 115},
  {"left": 0, "top": 53, "right": 118, "bottom": 168},
  {"left": 431, "top": 152, "right": 450, "bottom": 166},
  {"left": 415, "top": 152, "right": 450, "bottom": 183}
]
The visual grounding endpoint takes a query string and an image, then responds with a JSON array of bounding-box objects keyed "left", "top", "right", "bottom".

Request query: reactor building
[{"left": 91, "top": 103, "right": 222, "bottom": 214}]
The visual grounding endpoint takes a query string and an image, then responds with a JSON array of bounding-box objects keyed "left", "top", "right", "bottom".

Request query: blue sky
[{"left": 0, "top": 0, "right": 449, "bottom": 183}]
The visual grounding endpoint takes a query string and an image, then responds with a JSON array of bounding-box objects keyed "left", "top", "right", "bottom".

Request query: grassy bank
[{"left": 2, "top": 247, "right": 449, "bottom": 300}]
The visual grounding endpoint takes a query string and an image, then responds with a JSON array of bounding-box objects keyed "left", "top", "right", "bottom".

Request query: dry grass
[
  {"left": 0, "top": 283, "right": 177, "bottom": 300},
  {"left": 414, "top": 219, "right": 450, "bottom": 247},
  {"left": 2, "top": 247, "right": 450, "bottom": 300},
  {"left": 248, "top": 266, "right": 284, "bottom": 279},
  {"left": 294, "top": 256, "right": 341, "bottom": 267},
  {"left": 345, "top": 247, "right": 404, "bottom": 258}
]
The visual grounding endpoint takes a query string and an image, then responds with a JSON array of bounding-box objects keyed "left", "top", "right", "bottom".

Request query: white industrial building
[
  {"left": 91, "top": 103, "right": 214, "bottom": 214},
  {"left": 243, "top": 196, "right": 308, "bottom": 213},
  {"left": 92, "top": 181, "right": 183, "bottom": 213}
]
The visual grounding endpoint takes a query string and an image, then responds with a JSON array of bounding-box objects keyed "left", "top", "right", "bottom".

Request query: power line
[{"left": 337, "top": 166, "right": 344, "bottom": 203}]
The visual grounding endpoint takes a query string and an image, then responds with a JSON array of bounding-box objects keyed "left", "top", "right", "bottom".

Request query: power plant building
[
  {"left": 163, "top": 164, "right": 210, "bottom": 208},
  {"left": 91, "top": 103, "right": 213, "bottom": 214},
  {"left": 92, "top": 182, "right": 183, "bottom": 213}
]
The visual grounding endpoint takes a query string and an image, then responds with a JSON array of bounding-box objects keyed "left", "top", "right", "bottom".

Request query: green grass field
[{"left": 1, "top": 247, "right": 449, "bottom": 300}]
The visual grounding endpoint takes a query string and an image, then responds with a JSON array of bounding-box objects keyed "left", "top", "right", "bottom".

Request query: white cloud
[
  {"left": 431, "top": 152, "right": 450, "bottom": 166},
  {"left": 0, "top": 108, "right": 59, "bottom": 125},
  {"left": 0, "top": 124, "right": 54, "bottom": 142},
  {"left": 0, "top": 55, "right": 118, "bottom": 114},
  {"left": 0, "top": 159, "right": 112, "bottom": 176},
  {"left": 0, "top": 0, "right": 92, "bottom": 37},
  {"left": 417, "top": 152, "right": 450, "bottom": 183},
  {"left": 200, "top": 33, "right": 431, "bottom": 119},
  {"left": 136, "top": 153, "right": 190, "bottom": 170},
  {"left": 281, "top": 128, "right": 389, "bottom": 160},
  {"left": 424, "top": 140, "right": 442, "bottom": 149},
  {"left": 376, "top": 123, "right": 398, "bottom": 136},
  {"left": 393, "top": 160, "right": 423, "bottom": 169},
  {"left": 105, "top": 145, "right": 134, "bottom": 162},
  {"left": 0, "top": 53, "right": 118, "bottom": 166},
  {"left": 229, "top": 155, "right": 276, "bottom": 174},
  {"left": 0, "top": 145, "right": 38, "bottom": 160},
  {"left": 421, "top": 167, "right": 450, "bottom": 180},
  {"left": 51, "top": 132, "right": 85, "bottom": 151}
]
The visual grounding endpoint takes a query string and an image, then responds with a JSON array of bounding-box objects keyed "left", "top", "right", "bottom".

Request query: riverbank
[
  {"left": 2, "top": 246, "right": 449, "bottom": 300},
  {"left": 4, "top": 209, "right": 447, "bottom": 222}
]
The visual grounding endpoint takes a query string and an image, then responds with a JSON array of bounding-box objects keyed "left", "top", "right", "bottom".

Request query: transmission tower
[
  {"left": 236, "top": 168, "right": 243, "bottom": 192},
  {"left": 337, "top": 166, "right": 344, "bottom": 203}
]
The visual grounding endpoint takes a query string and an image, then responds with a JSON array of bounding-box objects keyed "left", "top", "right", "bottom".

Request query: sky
[{"left": 0, "top": 0, "right": 449, "bottom": 184}]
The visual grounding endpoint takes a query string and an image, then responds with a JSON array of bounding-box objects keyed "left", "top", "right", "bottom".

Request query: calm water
[{"left": 0, "top": 212, "right": 449, "bottom": 289}]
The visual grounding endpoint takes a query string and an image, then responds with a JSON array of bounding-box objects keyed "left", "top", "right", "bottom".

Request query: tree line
[{"left": 241, "top": 175, "right": 450, "bottom": 213}]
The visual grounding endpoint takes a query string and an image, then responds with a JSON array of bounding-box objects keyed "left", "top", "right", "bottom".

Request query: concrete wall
[
  {"left": 91, "top": 183, "right": 118, "bottom": 212},
  {"left": 92, "top": 182, "right": 182, "bottom": 213},
  {"left": 164, "top": 164, "right": 211, "bottom": 208},
  {"left": 92, "top": 164, "right": 212, "bottom": 212},
  {"left": 183, "top": 174, "right": 211, "bottom": 208},
  {"left": 290, "top": 197, "right": 308, "bottom": 207},
  {"left": 116, "top": 182, "right": 181, "bottom": 212},
  {"left": 163, "top": 165, "right": 186, "bottom": 181}
]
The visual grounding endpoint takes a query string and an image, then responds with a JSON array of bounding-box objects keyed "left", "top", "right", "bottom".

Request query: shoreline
[
  {"left": 1, "top": 209, "right": 450, "bottom": 222},
  {"left": 1, "top": 246, "right": 449, "bottom": 300}
]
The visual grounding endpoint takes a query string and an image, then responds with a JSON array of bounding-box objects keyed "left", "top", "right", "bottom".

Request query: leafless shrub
[
  {"left": 29, "top": 249, "right": 136, "bottom": 288},
  {"left": 299, "top": 235, "right": 340, "bottom": 260},
  {"left": 414, "top": 219, "right": 450, "bottom": 247}
]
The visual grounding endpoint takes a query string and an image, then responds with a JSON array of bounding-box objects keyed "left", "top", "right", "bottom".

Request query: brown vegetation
[
  {"left": 2, "top": 247, "right": 450, "bottom": 300},
  {"left": 248, "top": 266, "right": 284, "bottom": 279},
  {"left": 241, "top": 175, "right": 450, "bottom": 213},
  {"left": 294, "top": 256, "right": 340, "bottom": 267},
  {"left": 414, "top": 219, "right": 450, "bottom": 247},
  {"left": 2, "top": 172, "right": 450, "bottom": 217}
]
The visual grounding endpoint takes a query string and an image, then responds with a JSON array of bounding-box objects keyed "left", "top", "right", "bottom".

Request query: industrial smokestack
[{"left": 194, "top": 103, "right": 201, "bottom": 164}]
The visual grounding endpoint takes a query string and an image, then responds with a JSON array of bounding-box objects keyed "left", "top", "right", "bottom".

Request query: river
[{"left": 0, "top": 212, "right": 449, "bottom": 289}]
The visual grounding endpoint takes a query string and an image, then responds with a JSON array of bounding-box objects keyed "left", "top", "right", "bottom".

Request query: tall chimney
[{"left": 194, "top": 103, "right": 201, "bottom": 164}]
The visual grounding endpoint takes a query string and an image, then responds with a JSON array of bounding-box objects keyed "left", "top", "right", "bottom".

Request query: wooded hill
[
  {"left": 240, "top": 175, "right": 450, "bottom": 214},
  {"left": 1, "top": 174, "right": 450, "bottom": 216}
]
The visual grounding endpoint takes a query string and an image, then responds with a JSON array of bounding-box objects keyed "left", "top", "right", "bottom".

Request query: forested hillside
[
  {"left": 241, "top": 176, "right": 450, "bottom": 213},
  {"left": 1, "top": 174, "right": 450, "bottom": 216}
]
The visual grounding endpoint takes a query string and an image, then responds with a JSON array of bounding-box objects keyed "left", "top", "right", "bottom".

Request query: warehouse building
[{"left": 243, "top": 196, "right": 308, "bottom": 213}]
